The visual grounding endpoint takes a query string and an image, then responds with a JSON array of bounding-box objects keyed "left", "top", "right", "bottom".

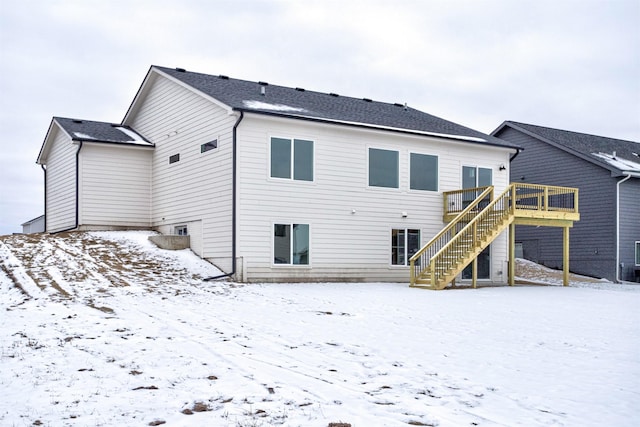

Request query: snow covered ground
[{"left": 1, "top": 231, "right": 639, "bottom": 427}]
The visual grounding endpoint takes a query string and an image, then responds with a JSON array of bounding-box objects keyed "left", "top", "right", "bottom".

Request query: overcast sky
[{"left": 1, "top": 0, "right": 638, "bottom": 235}]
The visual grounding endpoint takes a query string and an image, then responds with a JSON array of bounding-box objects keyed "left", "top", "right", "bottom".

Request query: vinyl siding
[
  {"left": 79, "top": 144, "right": 152, "bottom": 227},
  {"left": 45, "top": 127, "right": 77, "bottom": 232},
  {"left": 497, "top": 126, "right": 618, "bottom": 280},
  {"left": 237, "top": 114, "right": 512, "bottom": 282},
  {"left": 128, "top": 74, "right": 237, "bottom": 269},
  {"left": 619, "top": 178, "right": 640, "bottom": 281}
]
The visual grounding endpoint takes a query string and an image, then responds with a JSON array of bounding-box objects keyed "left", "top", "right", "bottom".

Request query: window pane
[
  {"left": 407, "top": 229, "right": 421, "bottom": 259},
  {"left": 292, "top": 224, "right": 309, "bottom": 265},
  {"left": 293, "top": 139, "right": 313, "bottom": 181},
  {"left": 410, "top": 153, "right": 438, "bottom": 191},
  {"left": 636, "top": 242, "right": 640, "bottom": 265},
  {"left": 274, "top": 224, "right": 291, "bottom": 264},
  {"left": 462, "top": 166, "right": 476, "bottom": 189},
  {"left": 271, "top": 138, "right": 291, "bottom": 179},
  {"left": 479, "top": 168, "right": 493, "bottom": 187},
  {"left": 391, "top": 229, "right": 405, "bottom": 265},
  {"left": 369, "top": 148, "right": 399, "bottom": 188}
]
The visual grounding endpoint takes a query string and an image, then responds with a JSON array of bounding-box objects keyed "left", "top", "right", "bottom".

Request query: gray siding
[
  {"left": 619, "top": 178, "right": 640, "bottom": 281},
  {"left": 496, "top": 126, "right": 620, "bottom": 281}
]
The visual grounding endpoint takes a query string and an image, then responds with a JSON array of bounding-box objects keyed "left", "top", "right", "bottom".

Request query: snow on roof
[
  {"left": 282, "top": 113, "right": 489, "bottom": 143},
  {"left": 591, "top": 152, "right": 640, "bottom": 173},
  {"left": 243, "top": 100, "right": 308, "bottom": 113},
  {"left": 73, "top": 132, "right": 96, "bottom": 140}
]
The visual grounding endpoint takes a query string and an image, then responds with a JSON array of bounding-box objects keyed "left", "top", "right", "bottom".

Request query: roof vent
[
  {"left": 363, "top": 98, "right": 372, "bottom": 102},
  {"left": 404, "top": 102, "right": 408, "bottom": 111},
  {"left": 394, "top": 103, "right": 403, "bottom": 107},
  {"left": 218, "top": 75, "right": 229, "bottom": 80},
  {"left": 258, "top": 81, "right": 269, "bottom": 86},
  {"left": 261, "top": 86, "right": 266, "bottom": 96},
  {"left": 329, "top": 93, "right": 339, "bottom": 97},
  {"left": 72, "top": 119, "right": 83, "bottom": 124},
  {"left": 295, "top": 87, "right": 305, "bottom": 92},
  {"left": 175, "top": 67, "right": 186, "bottom": 72}
]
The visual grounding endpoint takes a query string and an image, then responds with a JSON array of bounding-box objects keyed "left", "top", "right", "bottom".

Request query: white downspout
[{"left": 616, "top": 173, "right": 632, "bottom": 282}]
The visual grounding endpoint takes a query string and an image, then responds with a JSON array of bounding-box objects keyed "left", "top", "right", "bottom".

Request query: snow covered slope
[{"left": 1, "top": 231, "right": 639, "bottom": 426}]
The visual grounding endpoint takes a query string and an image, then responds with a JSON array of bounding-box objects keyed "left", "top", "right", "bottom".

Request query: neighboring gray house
[
  {"left": 21, "top": 215, "right": 45, "bottom": 234},
  {"left": 37, "top": 65, "right": 521, "bottom": 284},
  {"left": 492, "top": 121, "right": 640, "bottom": 282}
]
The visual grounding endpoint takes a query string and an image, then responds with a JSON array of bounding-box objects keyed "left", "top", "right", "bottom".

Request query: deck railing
[
  {"left": 411, "top": 183, "right": 579, "bottom": 289},
  {"left": 410, "top": 186, "right": 494, "bottom": 286}
]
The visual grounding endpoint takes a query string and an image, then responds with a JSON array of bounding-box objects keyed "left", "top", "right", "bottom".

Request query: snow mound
[{"left": 1, "top": 232, "right": 639, "bottom": 426}]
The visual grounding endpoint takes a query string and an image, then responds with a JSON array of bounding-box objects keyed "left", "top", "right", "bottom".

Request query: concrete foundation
[{"left": 148, "top": 235, "right": 190, "bottom": 250}]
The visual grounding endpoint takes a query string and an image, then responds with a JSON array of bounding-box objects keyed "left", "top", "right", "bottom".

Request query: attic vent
[
  {"left": 258, "top": 81, "right": 269, "bottom": 86},
  {"left": 363, "top": 98, "right": 372, "bottom": 102},
  {"left": 175, "top": 67, "right": 186, "bottom": 72},
  {"left": 72, "top": 119, "right": 83, "bottom": 124},
  {"left": 329, "top": 93, "right": 339, "bottom": 97},
  {"left": 295, "top": 87, "right": 305, "bottom": 92},
  {"left": 218, "top": 75, "right": 229, "bottom": 80}
]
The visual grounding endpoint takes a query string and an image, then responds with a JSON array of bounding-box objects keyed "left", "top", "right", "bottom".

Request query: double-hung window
[
  {"left": 271, "top": 137, "right": 313, "bottom": 181},
  {"left": 392, "top": 229, "right": 420, "bottom": 266},
  {"left": 369, "top": 148, "right": 399, "bottom": 188},
  {"left": 410, "top": 153, "right": 438, "bottom": 191},
  {"left": 274, "top": 223, "right": 310, "bottom": 265}
]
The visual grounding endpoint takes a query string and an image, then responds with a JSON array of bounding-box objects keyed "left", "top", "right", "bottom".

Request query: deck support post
[
  {"left": 563, "top": 226, "right": 570, "bottom": 286},
  {"left": 509, "top": 222, "right": 515, "bottom": 286}
]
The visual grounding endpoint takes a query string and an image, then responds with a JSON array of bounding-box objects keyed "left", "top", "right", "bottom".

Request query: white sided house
[{"left": 37, "top": 66, "right": 579, "bottom": 287}]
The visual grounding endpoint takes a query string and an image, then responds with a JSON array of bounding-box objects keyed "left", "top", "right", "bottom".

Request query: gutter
[
  {"left": 52, "top": 141, "right": 83, "bottom": 234},
  {"left": 616, "top": 172, "right": 633, "bottom": 282},
  {"left": 509, "top": 148, "right": 522, "bottom": 162},
  {"left": 205, "top": 111, "right": 244, "bottom": 281},
  {"left": 234, "top": 108, "right": 517, "bottom": 151}
]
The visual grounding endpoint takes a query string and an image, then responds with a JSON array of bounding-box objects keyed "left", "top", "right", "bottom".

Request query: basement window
[
  {"left": 274, "top": 223, "right": 310, "bottom": 265},
  {"left": 201, "top": 139, "right": 218, "bottom": 153},
  {"left": 169, "top": 154, "right": 180, "bottom": 164},
  {"left": 175, "top": 225, "right": 188, "bottom": 236},
  {"left": 391, "top": 229, "right": 420, "bottom": 266}
]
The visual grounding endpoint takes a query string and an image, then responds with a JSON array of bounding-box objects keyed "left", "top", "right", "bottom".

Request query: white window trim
[
  {"left": 390, "top": 227, "right": 421, "bottom": 267},
  {"left": 461, "top": 164, "right": 494, "bottom": 188},
  {"left": 635, "top": 241, "right": 640, "bottom": 266},
  {"left": 408, "top": 151, "right": 439, "bottom": 192},
  {"left": 367, "top": 146, "right": 400, "bottom": 191},
  {"left": 271, "top": 221, "right": 312, "bottom": 268},
  {"left": 200, "top": 136, "right": 219, "bottom": 154},
  {"left": 268, "top": 135, "right": 316, "bottom": 183},
  {"left": 174, "top": 225, "right": 188, "bottom": 236}
]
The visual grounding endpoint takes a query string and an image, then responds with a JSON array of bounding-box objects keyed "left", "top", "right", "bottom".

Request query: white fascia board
[
  {"left": 37, "top": 119, "right": 73, "bottom": 165},
  {"left": 151, "top": 67, "right": 234, "bottom": 114}
]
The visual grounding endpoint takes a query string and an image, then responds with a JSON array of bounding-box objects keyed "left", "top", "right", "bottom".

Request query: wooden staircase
[{"left": 410, "top": 183, "right": 580, "bottom": 290}]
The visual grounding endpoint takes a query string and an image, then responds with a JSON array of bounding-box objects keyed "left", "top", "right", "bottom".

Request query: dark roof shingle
[
  {"left": 497, "top": 121, "right": 640, "bottom": 173},
  {"left": 154, "top": 66, "right": 515, "bottom": 148},
  {"left": 55, "top": 117, "right": 152, "bottom": 146}
]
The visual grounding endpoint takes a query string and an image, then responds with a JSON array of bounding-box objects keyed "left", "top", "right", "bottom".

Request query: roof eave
[
  {"left": 236, "top": 108, "right": 519, "bottom": 151},
  {"left": 69, "top": 138, "right": 155, "bottom": 148},
  {"left": 494, "top": 121, "right": 615, "bottom": 170}
]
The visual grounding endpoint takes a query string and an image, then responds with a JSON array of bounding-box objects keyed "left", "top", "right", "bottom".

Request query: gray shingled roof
[
  {"left": 496, "top": 121, "right": 640, "bottom": 174},
  {"left": 154, "top": 66, "right": 515, "bottom": 149},
  {"left": 55, "top": 117, "right": 152, "bottom": 146}
]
